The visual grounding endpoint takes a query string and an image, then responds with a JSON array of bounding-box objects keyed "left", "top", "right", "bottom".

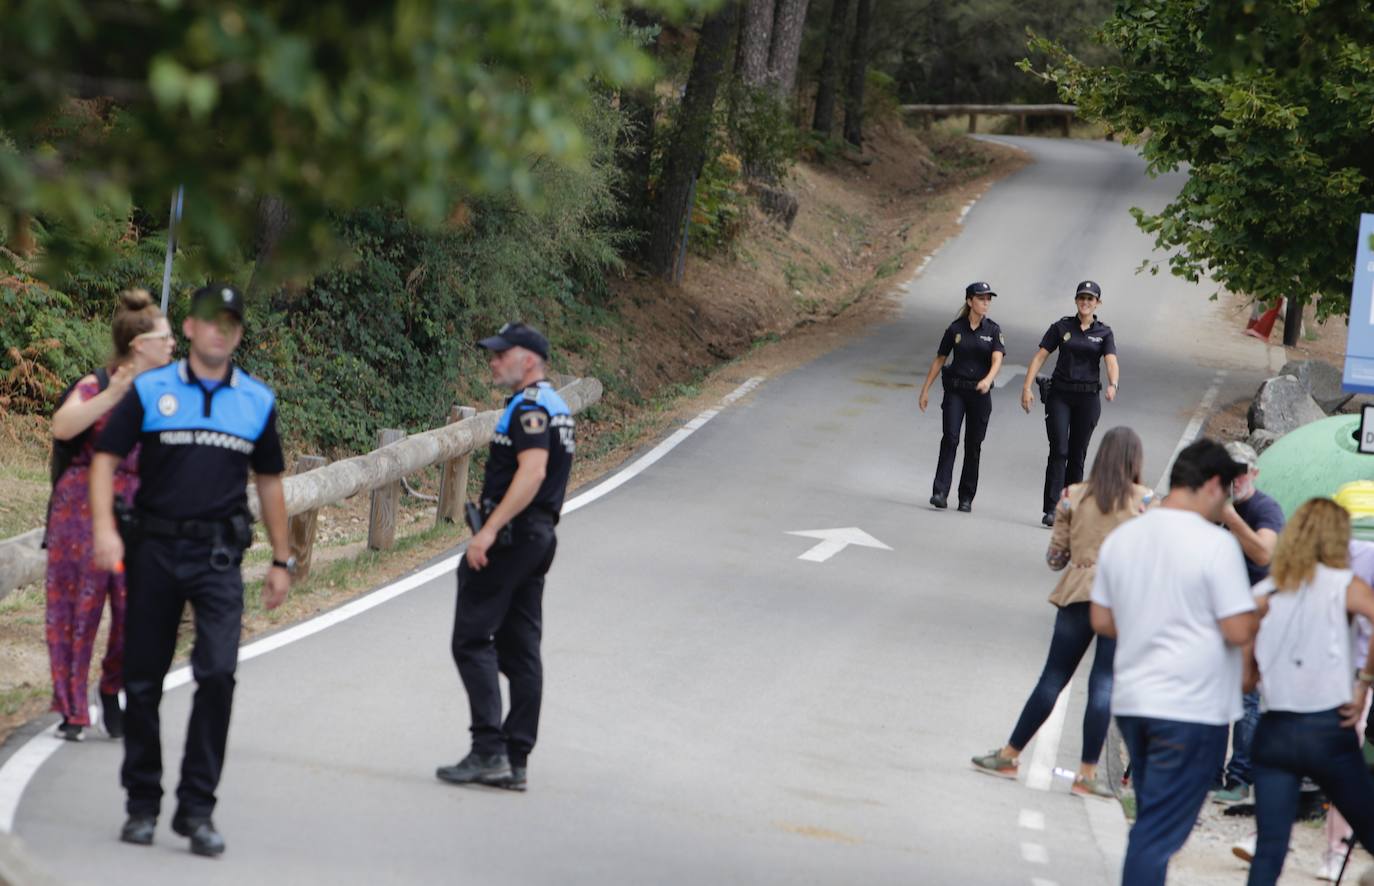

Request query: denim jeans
[
  {"left": 1248, "top": 709, "right": 1374, "bottom": 885},
  {"left": 1008, "top": 602, "right": 1116, "bottom": 764},
  {"left": 1116, "top": 716, "right": 1228, "bottom": 886},
  {"left": 1221, "top": 690, "right": 1261, "bottom": 787}
]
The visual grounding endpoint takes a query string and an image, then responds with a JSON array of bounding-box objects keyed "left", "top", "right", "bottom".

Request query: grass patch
[{"left": 0, "top": 684, "right": 46, "bottom": 718}]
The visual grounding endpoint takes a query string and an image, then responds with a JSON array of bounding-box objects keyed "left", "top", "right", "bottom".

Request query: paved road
[{"left": 6, "top": 137, "right": 1276, "bottom": 885}]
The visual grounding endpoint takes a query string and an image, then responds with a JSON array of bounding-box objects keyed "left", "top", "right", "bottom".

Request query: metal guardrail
[{"left": 0, "top": 377, "right": 603, "bottom": 601}]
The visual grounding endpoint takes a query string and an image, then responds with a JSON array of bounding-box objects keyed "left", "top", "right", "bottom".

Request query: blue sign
[{"left": 1344, "top": 214, "right": 1374, "bottom": 394}]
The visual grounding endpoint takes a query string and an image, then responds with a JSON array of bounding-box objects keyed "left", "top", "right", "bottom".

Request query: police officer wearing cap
[
  {"left": 1021, "top": 280, "right": 1120, "bottom": 526},
  {"left": 918, "top": 282, "right": 1006, "bottom": 512},
  {"left": 437, "top": 322, "right": 574, "bottom": 793},
  {"left": 91, "top": 283, "right": 291, "bottom": 858}
]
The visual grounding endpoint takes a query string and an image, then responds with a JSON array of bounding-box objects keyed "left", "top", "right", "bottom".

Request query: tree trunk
[
  {"left": 841, "top": 0, "right": 874, "bottom": 147},
  {"left": 5, "top": 212, "right": 35, "bottom": 257},
  {"left": 766, "top": 0, "right": 811, "bottom": 100},
  {"left": 617, "top": 8, "right": 660, "bottom": 246},
  {"left": 811, "top": 0, "right": 851, "bottom": 135},
  {"left": 244, "top": 195, "right": 292, "bottom": 298},
  {"left": 644, "top": 2, "right": 740, "bottom": 280},
  {"left": 737, "top": 0, "right": 774, "bottom": 88}
]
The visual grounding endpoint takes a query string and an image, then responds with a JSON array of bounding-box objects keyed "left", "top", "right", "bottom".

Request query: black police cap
[
  {"left": 1075, "top": 280, "right": 1103, "bottom": 300},
  {"left": 965, "top": 281, "right": 997, "bottom": 298},
  {"left": 190, "top": 283, "right": 246, "bottom": 323},
  {"left": 476, "top": 322, "right": 550, "bottom": 360}
]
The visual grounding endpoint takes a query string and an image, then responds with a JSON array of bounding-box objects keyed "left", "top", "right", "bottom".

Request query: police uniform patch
[
  {"left": 1062, "top": 332, "right": 1071, "bottom": 342},
  {"left": 157, "top": 393, "right": 178, "bottom": 416},
  {"left": 519, "top": 410, "right": 548, "bottom": 434},
  {"left": 954, "top": 333, "right": 961, "bottom": 344},
  {"left": 999, "top": 333, "right": 1006, "bottom": 345}
]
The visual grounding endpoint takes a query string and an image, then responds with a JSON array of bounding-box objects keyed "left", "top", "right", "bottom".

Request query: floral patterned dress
[{"left": 45, "top": 378, "right": 140, "bottom": 726}]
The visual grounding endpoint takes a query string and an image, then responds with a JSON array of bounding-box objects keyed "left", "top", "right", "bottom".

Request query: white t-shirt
[
  {"left": 1253, "top": 565, "right": 1355, "bottom": 714},
  {"left": 1090, "top": 508, "right": 1256, "bottom": 725}
]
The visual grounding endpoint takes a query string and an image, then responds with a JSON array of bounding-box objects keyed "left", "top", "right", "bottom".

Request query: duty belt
[
  {"left": 942, "top": 375, "right": 982, "bottom": 392},
  {"left": 1053, "top": 380, "right": 1101, "bottom": 394},
  {"left": 136, "top": 512, "right": 236, "bottom": 540}
]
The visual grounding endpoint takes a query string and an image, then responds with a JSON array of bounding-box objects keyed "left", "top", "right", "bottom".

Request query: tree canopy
[
  {"left": 0, "top": 0, "right": 698, "bottom": 279},
  {"left": 1027, "top": 0, "right": 1374, "bottom": 318}
]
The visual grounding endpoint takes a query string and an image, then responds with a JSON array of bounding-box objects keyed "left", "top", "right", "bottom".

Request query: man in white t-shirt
[{"left": 1090, "top": 438, "right": 1259, "bottom": 886}]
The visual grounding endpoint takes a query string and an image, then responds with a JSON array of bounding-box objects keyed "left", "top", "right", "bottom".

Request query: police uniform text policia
[
  {"left": 1021, "top": 280, "right": 1120, "bottom": 527},
  {"left": 918, "top": 281, "right": 1006, "bottom": 512},
  {"left": 437, "top": 322, "right": 574, "bottom": 793},
  {"left": 91, "top": 284, "right": 292, "bottom": 858}
]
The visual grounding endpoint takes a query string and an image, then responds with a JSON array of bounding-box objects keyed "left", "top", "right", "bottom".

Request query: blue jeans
[
  {"left": 1248, "top": 709, "right": 1374, "bottom": 885},
  {"left": 1008, "top": 602, "right": 1116, "bottom": 764},
  {"left": 1221, "top": 690, "right": 1261, "bottom": 787},
  {"left": 1117, "top": 716, "right": 1228, "bottom": 886}
]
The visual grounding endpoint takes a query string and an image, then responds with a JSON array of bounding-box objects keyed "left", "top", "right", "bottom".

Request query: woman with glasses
[
  {"left": 1021, "top": 281, "right": 1121, "bottom": 527},
  {"left": 45, "top": 288, "right": 174, "bottom": 740}
]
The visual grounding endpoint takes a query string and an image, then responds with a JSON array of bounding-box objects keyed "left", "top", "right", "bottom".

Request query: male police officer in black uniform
[
  {"left": 91, "top": 284, "right": 292, "bottom": 857},
  {"left": 437, "top": 322, "right": 574, "bottom": 793},
  {"left": 918, "top": 281, "right": 1006, "bottom": 513},
  {"left": 1020, "top": 280, "right": 1121, "bottom": 526}
]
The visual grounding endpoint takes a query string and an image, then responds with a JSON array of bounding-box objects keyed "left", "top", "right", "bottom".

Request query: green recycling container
[{"left": 1255, "top": 414, "right": 1374, "bottom": 539}]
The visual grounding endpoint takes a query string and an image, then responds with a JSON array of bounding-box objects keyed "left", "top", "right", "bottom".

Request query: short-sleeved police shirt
[
  {"left": 97, "top": 360, "right": 285, "bottom": 521},
  {"left": 937, "top": 316, "right": 1006, "bottom": 382},
  {"left": 1038, "top": 316, "right": 1116, "bottom": 385},
  {"left": 481, "top": 381, "right": 575, "bottom": 520}
]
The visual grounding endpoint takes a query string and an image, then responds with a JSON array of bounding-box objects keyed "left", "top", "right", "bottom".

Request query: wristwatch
[{"left": 271, "top": 556, "right": 297, "bottom": 575}]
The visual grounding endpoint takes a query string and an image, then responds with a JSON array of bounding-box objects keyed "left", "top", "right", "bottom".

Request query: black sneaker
[
  {"left": 1041, "top": 512, "right": 1055, "bottom": 527},
  {"left": 56, "top": 720, "right": 83, "bottom": 742},
  {"left": 929, "top": 494, "right": 948, "bottom": 510},
  {"left": 505, "top": 766, "right": 527, "bottom": 792},
  {"left": 119, "top": 815, "right": 156, "bottom": 846},
  {"left": 101, "top": 692, "right": 124, "bottom": 739},
  {"left": 435, "top": 752, "right": 513, "bottom": 787},
  {"left": 171, "top": 815, "right": 225, "bottom": 857},
  {"left": 957, "top": 500, "right": 972, "bottom": 513}
]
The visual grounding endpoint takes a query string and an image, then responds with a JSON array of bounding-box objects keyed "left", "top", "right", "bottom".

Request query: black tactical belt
[
  {"left": 942, "top": 376, "right": 983, "bottom": 392},
  {"left": 136, "top": 512, "right": 233, "bottom": 540},
  {"left": 1053, "top": 380, "right": 1102, "bottom": 394}
]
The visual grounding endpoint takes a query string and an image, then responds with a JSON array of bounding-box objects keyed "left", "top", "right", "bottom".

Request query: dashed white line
[
  {"left": 1021, "top": 842, "right": 1050, "bottom": 864},
  {"left": 1018, "top": 809, "right": 1046, "bottom": 831},
  {"left": 1031, "top": 879, "right": 1060, "bottom": 886}
]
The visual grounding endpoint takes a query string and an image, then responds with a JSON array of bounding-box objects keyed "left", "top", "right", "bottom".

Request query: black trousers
[
  {"left": 933, "top": 387, "right": 992, "bottom": 503},
  {"left": 122, "top": 536, "right": 243, "bottom": 820},
  {"left": 1042, "top": 389, "right": 1102, "bottom": 514},
  {"left": 451, "top": 517, "right": 557, "bottom": 766}
]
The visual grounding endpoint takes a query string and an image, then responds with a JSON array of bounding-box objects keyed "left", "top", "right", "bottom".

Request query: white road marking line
[
  {"left": 958, "top": 200, "right": 978, "bottom": 224},
  {"left": 1154, "top": 370, "right": 1227, "bottom": 494},
  {"left": 1021, "top": 842, "right": 1050, "bottom": 864},
  {"left": 1031, "top": 878, "right": 1060, "bottom": 886},
  {"left": 1018, "top": 809, "right": 1046, "bottom": 831},
  {"left": 1024, "top": 677, "right": 1072, "bottom": 791},
  {"left": 0, "top": 375, "right": 768, "bottom": 833}
]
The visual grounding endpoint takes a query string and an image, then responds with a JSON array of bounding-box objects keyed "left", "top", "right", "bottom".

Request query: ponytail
[{"left": 109, "top": 289, "right": 161, "bottom": 370}]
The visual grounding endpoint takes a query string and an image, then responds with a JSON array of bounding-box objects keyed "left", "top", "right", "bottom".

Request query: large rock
[
  {"left": 1278, "top": 359, "right": 1352, "bottom": 414},
  {"left": 1248, "top": 375, "right": 1327, "bottom": 435}
]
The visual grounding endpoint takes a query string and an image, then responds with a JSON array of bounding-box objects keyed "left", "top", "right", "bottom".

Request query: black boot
[
  {"left": 172, "top": 815, "right": 225, "bottom": 857},
  {"left": 435, "top": 752, "right": 513, "bottom": 787},
  {"left": 101, "top": 692, "right": 124, "bottom": 739},
  {"left": 120, "top": 815, "right": 156, "bottom": 846}
]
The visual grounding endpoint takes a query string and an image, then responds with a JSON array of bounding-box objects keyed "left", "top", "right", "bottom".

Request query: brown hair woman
[
  {"left": 46, "top": 289, "right": 174, "bottom": 740},
  {"left": 971, "top": 426, "right": 1152, "bottom": 795}
]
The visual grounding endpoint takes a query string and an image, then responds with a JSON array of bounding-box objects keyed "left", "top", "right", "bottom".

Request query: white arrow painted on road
[
  {"left": 786, "top": 527, "right": 892, "bottom": 563},
  {"left": 994, "top": 363, "right": 1028, "bottom": 389}
]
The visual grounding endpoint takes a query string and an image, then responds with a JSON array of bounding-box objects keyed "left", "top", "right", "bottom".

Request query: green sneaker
[
  {"left": 1211, "top": 783, "right": 1250, "bottom": 804},
  {"left": 971, "top": 750, "right": 1018, "bottom": 779},
  {"left": 1072, "top": 775, "right": 1115, "bottom": 799}
]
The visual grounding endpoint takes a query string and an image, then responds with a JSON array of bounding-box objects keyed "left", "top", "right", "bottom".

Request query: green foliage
[
  {"left": 688, "top": 150, "right": 747, "bottom": 256},
  {"left": 1025, "top": 0, "right": 1374, "bottom": 318},
  {"left": 0, "top": 0, "right": 703, "bottom": 280},
  {"left": 724, "top": 83, "right": 801, "bottom": 183},
  {"left": 864, "top": 0, "right": 1115, "bottom": 103}
]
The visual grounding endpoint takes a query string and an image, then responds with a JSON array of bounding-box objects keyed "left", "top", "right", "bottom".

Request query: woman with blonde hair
[
  {"left": 1244, "top": 498, "right": 1374, "bottom": 885},
  {"left": 972, "top": 426, "right": 1151, "bottom": 796},
  {"left": 45, "top": 289, "right": 174, "bottom": 741}
]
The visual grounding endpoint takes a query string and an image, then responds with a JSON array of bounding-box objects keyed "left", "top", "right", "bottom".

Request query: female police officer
[
  {"left": 1020, "top": 280, "right": 1120, "bottom": 526},
  {"left": 918, "top": 281, "right": 1005, "bottom": 513}
]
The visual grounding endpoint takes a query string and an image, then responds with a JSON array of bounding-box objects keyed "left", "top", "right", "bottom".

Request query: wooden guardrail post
[
  {"left": 967, "top": 113, "right": 977, "bottom": 133},
  {"left": 287, "top": 455, "right": 327, "bottom": 580},
  {"left": 1060, "top": 112, "right": 1072, "bottom": 137},
  {"left": 368, "top": 429, "right": 406, "bottom": 551},
  {"left": 436, "top": 406, "right": 477, "bottom": 526}
]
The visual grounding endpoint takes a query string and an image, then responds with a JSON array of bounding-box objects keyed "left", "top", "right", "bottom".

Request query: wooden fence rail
[
  {"left": 0, "top": 376, "right": 603, "bottom": 601},
  {"left": 901, "top": 103, "right": 1078, "bottom": 136}
]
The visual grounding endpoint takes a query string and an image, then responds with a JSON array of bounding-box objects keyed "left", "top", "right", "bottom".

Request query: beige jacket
[{"left": 1046, "top": 482, "right": 1155, "bottom": 607}]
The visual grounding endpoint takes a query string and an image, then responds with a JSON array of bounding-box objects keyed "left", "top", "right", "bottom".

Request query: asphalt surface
[{"left": 6, "top": 136, "right": 1277, "bottom": 885}]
